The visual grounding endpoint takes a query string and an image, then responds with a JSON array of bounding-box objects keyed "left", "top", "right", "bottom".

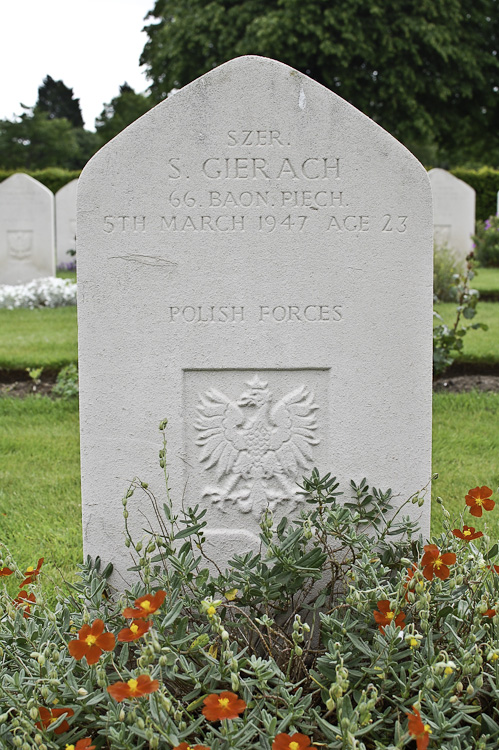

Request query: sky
[{"left": 0, "top": 0, "right": 155, "bottom": 130}]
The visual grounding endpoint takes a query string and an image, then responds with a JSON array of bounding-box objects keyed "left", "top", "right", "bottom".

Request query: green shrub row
[
  {"left": 0, "top": 168, "right": 81, "bottom": 195},
  {"left": 451, "top": 167, "right": 499, "bottom": 222},
  {"left": 0, "top": 167, "right": 498, "bottom": 220}
]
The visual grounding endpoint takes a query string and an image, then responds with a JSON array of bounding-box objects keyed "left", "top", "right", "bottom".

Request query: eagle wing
[
  {"left": 269, "top": 386, "right": 319, "bottom": 476},
  {"left": 194, "top": 388, "right": 247, "bottom": 480}
]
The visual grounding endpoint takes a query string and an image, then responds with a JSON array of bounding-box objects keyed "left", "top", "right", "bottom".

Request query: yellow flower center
[
  {"left": 464, "top": 529, "right": 472, "bottom": 536},
  {"left": 49, "top": 717, "right": 58, "bottom": 725},
  {"left": 475, "top": 497, "right": 483, "bottom": 506},
  {"left": 207, "top": 606, "right": 216, "bottom": 617},
  {"left": 140, "top": 600, "right": 153, "bottom": 612},
  {"left": 127, "top": 678, "right": 139, "bottom": 693},
  {"left": 444, "top": 666, "right": 453, "bottom": 675},
  {"left": 85, "top": 634, "right": 97, "bottom": 646},
  {"left": 386, "top": 610, "right": 395, "bottom": 620},
  {"left": 434, "top": 557, "right": 443, "bottom": 569},
  {"left": 65, "top": 745, "right": 75, "bottom": 750},
  {"left": 289, "top": 743, "right": 300, "bottom": 750},
  {"left": 492, "top": 653, "right": 499, "bottom": 661},
  {"left": 26, "top": 566, "right": 34, "bottom": 573},
  {"left": 410, "top": 638, "right": 418, "bottom": 648},
  {"left": 218, "top": 697, "right": 230, "bottom": 709},
  {"left": 130, "top": 624, "right": 139, "bottom": 634},
  {"left": 424, "top": 724, "right": 432, "bottom": 734}
]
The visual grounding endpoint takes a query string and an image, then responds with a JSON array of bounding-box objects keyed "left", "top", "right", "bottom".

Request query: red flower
[
  {"left": 68, "top": 618, "right": 115, "bottom": 665},
  {"left": 488, "top": 565, "right": 499, "bottom": 574},
  {"left": 202, "top": 691, "right": 247, "bottom": 721},
  {"left": 452, "top": 526, "right": 483, "bottom": 542},
  {"left": 107, "top": 674, "right": 159, "bottom": 702},
  {"left": 373, "top": 600, "right": 405, "bottom": 633},
  {"left": 173, "top": 744, "right": 211, "bottom": 750},
  {"left": 35, "top": 706, "right": 74, "bottom": 734},
  {"left": 403, "top": 563, "right": 417, "bottom": 601},
  {"left": 407, "top": 707, "right": 432, "bottom": 750},
  {"left": 421, "top": 545, "right": 456, "bottom": 581},
  {"left": 117, "top": 619, "right": 152, "bottom": 642},
  {"left": 13, "top": 591, "right": 36, "bottom": 618},
  {"left": 272, "top": 733, "right": 317, "bottom": 750},
  {"left": 70, "top": 741, "right": 96, "bottom": 750},
  {"left": 465, "top": 486, "right": 495, "bottom": 517},
  {"left": 20, "top": 557, "right": 43, "bottom": 587},
  {"left": 483, "top": 608, "right": 497, "bottom": 618},
  {"left": 122, "top": 590, "right": 166, "bottom": 619},
  {"left": 0, "top": 567, "right": 13, "bottom": 576}
]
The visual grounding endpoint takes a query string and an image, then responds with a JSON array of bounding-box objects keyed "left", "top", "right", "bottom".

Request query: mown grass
[
  {"left": 0, "top": 307, "right": 78, "bottom": 369},
  {"left": 473, "top": 266, "right": 499, "bottom": 295},
  {"left": 1, "top": 391, "right": 499, "bottom": 602},
  {"left": 434, "top": 301, "right": 499, "bottom": 365},
  {"left": 0, "top": 397, "right": 81, "bottom": 602}
]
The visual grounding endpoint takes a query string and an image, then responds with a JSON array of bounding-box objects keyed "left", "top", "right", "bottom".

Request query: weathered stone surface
[
  {"left": 77, "top": 56, "right": 433, "bottom": 580},
  {"left": 429, "top": 168, "right": 475, "bottom": 263},
  {"left": 55, "top": 179, "right": 78, "bottom": 267},
  {"left": 0, "top": 173, "right": 55, "bottom": 284}
]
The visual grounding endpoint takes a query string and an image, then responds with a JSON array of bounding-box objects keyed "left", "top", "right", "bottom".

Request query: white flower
[{"left": 0, "top": 277, "right": 77, "bottom": 309}]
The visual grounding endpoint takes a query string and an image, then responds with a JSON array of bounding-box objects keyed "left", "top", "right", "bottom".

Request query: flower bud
[
  {"left": 466, "top": 685, "right": 474, "bottom": 696},
  {"left": 29, "top": 707, "right": 39, "bottom": 720},
  {"left": 231, "top": 673, "right": 240, "bottom": 692},
  {"left": 119, "top": 709, "right": 125, "bottom": 721},
  {"left": 34, "top": 735, "right": 43, "bottom": 746},
  {"left": 294, "top": 646, "right": 303, "bottom": 657},
  {"left": 135, "top": 541, "right": 143, "bottom": 552},
  {"left": 137, "top": 718, "right": 145, "bottom": 730}
]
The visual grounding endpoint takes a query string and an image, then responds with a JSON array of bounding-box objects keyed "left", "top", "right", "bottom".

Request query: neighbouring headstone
[
  {"left": 0, "top": 173, "right": 55, "bottom": 284},
  {"left": 55, "top": 179, "right": 78, "bottom": 268},
  {"left": 429, "top": 168, "right": 475, "bottom": 263},
  {"left": 78, "top": 56, "right": 433, "bottom": 581}
]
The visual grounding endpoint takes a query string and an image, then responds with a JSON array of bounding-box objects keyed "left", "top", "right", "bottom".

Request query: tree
[
  {"left": 0, "top": 108, "right": 79, "bottom": 169},
  {"left": 36, "top": 75, "right": 84, "bottom": 128},
  {"left": 140, "top": 0, "right": 499, "bottom": 164},
  {"left": 95, "top": 83, "right": 154, "bottom": 143}
]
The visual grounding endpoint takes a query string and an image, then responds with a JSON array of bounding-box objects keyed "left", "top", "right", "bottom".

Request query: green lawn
[
  {"left": 0, "top": 307, "right": 78, "bottom": 369},
  {"left": 434, "top": 300, "right": 499, "bottom": 365},
  {"left": 1, "top": 391, "right": 498, "bottom": 599},
  {"left": 473, "top": 266, "right": 499, "bottom": 295}
]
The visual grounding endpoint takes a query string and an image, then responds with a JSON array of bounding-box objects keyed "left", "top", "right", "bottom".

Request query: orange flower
[
  {"left": 421, "top": 544, "right": 456, "bottom": 581},
  {"left": 373, "top": 600, "right": 405, "bottom": 633},
  {"left": 403, "top": 563, "right": 417, "bottom": 601},
  {"left": 407, "top": 707, "right": 432, "bottom": 750},
  {"left": 483, "top": 608, "right": 497, "bottom": 618},
  {"left": 0, "top": 566, "right": 13, "bottom": 576},
  {"left": 272, "top": 733, "right": 317, "bottom": 750},
  {"left": 107, "top": 674, "right": 159, "bottom": 702},
  {"left": 68, "top": 619, "right": 115, "bottom": 665},
  {"left": 488, "top": 565, "right": 499, "bottom": 574},
  {"left": 122, "top": 590, "right": 166, "bottom": 619},
  {"left": 117, "top": 619, "right": 152, "bottom": 642},
  {"left": 452, "top": 526, "right": 483, "bottom": 542},
  {"left": 465, "top": 486, "right": 495, "bottom": 517},
  {"left": 36, "top": 706, "right": 74, "bottom": 734},
  {"left": 20, "top": 557, "right": 43, "bottom": 587},
  {"left": 202, "top": 691, "right": 247, "bottom": 721},
  {"left": 65, "top": 741, "right": 96, "bottom": 750},
  {"left": 173, "top": 744, "right": 211, "bottom": 750},
  {"left": 13, "top": 590, "right": 36, "bottom": 618}
]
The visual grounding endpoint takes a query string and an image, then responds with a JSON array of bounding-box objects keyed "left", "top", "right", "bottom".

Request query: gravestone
[
  {"left": 0, "top": 173, "right": 55, "bottom": 284},
  {"left": 429, "top": 168, "right": 475, "bottom": 263},
  {"left": 77, "top": 56, "right": 433, "bottom": 581},
  {"left": 55, "top": 179, "right": 78, "bottom": 267}
]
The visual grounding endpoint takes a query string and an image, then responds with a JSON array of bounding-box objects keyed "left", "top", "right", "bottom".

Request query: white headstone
[
  {"left": 78, "top": 56, "right": 433, "bottom": 581},
  {"left": 55, "top": 179, "right": 78, "bottom": 268},
  {"left": 0, "top": 173, "right": 55, "bottom": 284},
  {"left": 429, "top": 168, "right": 475, "bottom": 262}
]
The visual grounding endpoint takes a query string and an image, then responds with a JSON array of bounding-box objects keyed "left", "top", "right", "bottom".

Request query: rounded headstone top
[
  {"left": 428, "top": 168, "right": 476, "bottom": 196},
  {"left": 0, "top": 172, "right": 53, "bottom": 196}
]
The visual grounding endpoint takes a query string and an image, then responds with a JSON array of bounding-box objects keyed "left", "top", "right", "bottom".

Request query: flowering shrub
[
  {"left": 0, "top": 277, "right": 76, "bottom": 309},
  {"left": 472, "top": 215, "right": 499, "bottom": 267},
  {"left": 1, "top": 422, "right": 499, "bottom": 748}
]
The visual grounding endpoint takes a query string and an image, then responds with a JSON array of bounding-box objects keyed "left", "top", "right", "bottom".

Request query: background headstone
[
  {"left": 0, "top": 173, "right": 55, "bottom": 285},
  {"left": 55, "top": 179, "right": 78, "bottom": 268},
  {"left": 429, "top": 168, "right": 475, "bottom": 263},
  {"left": 77, "top": 56, "right": 433, "bottom": 581}
]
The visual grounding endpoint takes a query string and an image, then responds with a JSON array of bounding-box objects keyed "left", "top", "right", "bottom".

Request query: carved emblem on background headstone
[
  {"left": 195, "top": 375, "right": 319, "bottom": 517},
  {"left": 7, "top": 230, "right": 33, "bottom": 260}
]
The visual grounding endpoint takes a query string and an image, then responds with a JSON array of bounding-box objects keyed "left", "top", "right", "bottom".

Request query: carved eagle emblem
[{"left": 194, "top": 375, "right": 319, "bottom": 517}]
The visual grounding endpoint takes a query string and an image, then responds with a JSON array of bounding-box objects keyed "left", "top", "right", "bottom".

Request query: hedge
[
  {"left": 0, "top": 168, "right": 81, "bottom": 195},
  {"left": 1, "top": 166, "right": 498, "bottom": 222}
]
